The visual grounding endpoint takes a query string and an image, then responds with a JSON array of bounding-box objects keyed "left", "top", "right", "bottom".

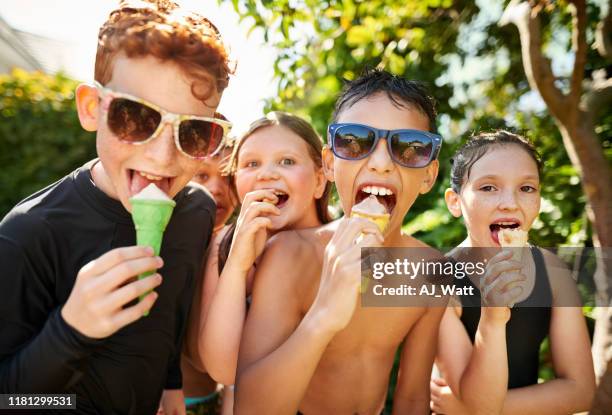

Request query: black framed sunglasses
[
  {"left": 328, "top": 123, "right": 442, "bottom": 168},
  {"left": 95, "top": 81, "right": 232, "bottom": 159}
]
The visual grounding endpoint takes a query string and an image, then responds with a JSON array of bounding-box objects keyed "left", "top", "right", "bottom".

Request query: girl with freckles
[
  {"left": 431, "top": 131, "right": 595, "bottom": 415},
  {"left": 185, "top": 111, "right": 331, "bottom": 411}
]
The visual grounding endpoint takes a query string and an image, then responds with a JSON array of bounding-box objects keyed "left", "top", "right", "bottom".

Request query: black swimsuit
[{"left": 459, "top": 247, "right": 552, "bottom": 388}]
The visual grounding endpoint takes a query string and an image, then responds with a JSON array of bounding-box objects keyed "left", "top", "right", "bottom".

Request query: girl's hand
[
  {"left": 430, "top": 378, "right": 470, "bottom": 415},
  {"left": 309, "top": 217, "right": 383, "bottom": 334},
  {"left": 480, "top": 250, "right": 525, "bottom": 322},
  {"left": 228, "top": 189, "right": 280, "bottom": 273}
]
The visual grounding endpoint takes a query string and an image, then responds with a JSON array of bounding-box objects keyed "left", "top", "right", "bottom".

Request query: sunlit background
[{"left": 0, "top": 0, "right": 276, "bottom": 136}]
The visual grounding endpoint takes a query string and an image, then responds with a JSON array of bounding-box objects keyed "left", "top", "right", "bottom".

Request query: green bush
[{"left": 0, "top": 69, "right": 96, "bottom": 217}]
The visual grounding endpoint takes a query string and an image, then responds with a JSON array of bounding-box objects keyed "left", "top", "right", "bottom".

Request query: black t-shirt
[{"left": 0, "top": 160, "right": 215, "bottom": 414}]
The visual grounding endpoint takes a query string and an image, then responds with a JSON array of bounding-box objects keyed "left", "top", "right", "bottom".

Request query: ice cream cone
[
  {"left": 351, "top": 195, "right": 390, "bottom": 233},
  {"left": 130, "top": 185, "right": 176, "bottom": 314},
  {"left": 351, "top": 211, "right": 390, "bottom": 233},
  {"left": 498, "top": 228, "right": 528, "bottom": 262}
]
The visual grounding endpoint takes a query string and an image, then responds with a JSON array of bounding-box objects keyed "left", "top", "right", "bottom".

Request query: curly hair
[{"left": 95, "top": 0, "right": 233, "bottom": 103}]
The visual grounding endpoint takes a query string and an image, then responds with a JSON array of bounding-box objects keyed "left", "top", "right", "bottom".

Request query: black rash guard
[{"left": 0, "top": 160, "right": 215, "bottom": 414}]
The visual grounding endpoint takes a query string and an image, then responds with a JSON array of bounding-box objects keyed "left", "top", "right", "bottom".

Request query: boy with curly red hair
[{"left": 0, "top": 1, "right": 232, "bottom": 413}]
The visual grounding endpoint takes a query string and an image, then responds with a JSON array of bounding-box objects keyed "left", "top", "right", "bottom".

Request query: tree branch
[
  {"left": 595, "top": 0, "right": 612, "bottom": 60},
  {"left": 499, "top": 0, "right": 570, "bottom": 121},
  {"left": 583, "top": 76, "right": 612, "bottom": 116},
  {"left": 569, "top": 0, "right": 588, "bottom": 109}
]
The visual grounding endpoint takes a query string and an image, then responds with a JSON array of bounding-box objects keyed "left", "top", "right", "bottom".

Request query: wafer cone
[
  {"left": 498, "top": 228, "right": 528, "bottom": 261},
  {"left": 351, "top": 195, "right": 390, "bottom": 233},
  {"left": 351, "top": 211, "right": 390, "bottom": 233},
  {"left": 130, "top": 197, "right": 175, "bottom": 314}
]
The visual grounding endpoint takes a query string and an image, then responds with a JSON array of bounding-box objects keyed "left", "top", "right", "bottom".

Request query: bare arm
[
  {"left": 199, "top": 230, "right": 250, "bottom": 384},
  {"left": 433, "top": 305, "right": 509, "bottom": 415},
  {"left": 199, "top": 190, "right": 281, "bottom": 384},
  {"left": 499, "top": 307, "right": 594, "bottom": 414},
  {"left": 500, "top": 251, "right": 595, "bottom": 414},
  {"left": 393, "top": 306, "right": 445, "bottom": 415},
  {"left": 184, "top": 228, "right": 225, "bottom": 373}
]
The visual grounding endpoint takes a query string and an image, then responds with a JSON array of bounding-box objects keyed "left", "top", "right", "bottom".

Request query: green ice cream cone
[{"left": 130, "top": 197, "right": 176, "bottom": 314}]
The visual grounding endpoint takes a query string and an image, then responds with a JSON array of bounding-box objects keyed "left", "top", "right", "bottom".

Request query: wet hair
[
  {"left": 450, "top": 130, "right": 542, "bottom": 193},
  {"left": 95, "top": 0, "right": 233, "bottom": 103},
  {"left": 217, "top": 111, "right": 332, "bottom": 272},
  {"left": 332, "top": 68, "right": 438, "bottom": 132}
]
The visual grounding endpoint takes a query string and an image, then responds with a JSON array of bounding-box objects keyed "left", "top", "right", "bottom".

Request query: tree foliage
[
  {"left": 231, "top": 0, "right": 610, "bottom": 250},
  {"left": 0, "top": 69, "right": 96, "bottom": 216}
]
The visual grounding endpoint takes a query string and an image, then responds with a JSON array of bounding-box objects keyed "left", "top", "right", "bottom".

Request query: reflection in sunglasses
[{"left": 94, "top": 81, "right": 232, "bottom": 159}]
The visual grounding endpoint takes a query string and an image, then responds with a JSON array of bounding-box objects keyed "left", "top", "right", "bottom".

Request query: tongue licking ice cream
[
  {"left": 351, "top": 195, "right": 390, "bottom": 233},
  {"left": 130, "top": 183, "right": 176, "bottom": 313},
  {"left": 498, "top": 228, "right": 528, "bottom": 261}
]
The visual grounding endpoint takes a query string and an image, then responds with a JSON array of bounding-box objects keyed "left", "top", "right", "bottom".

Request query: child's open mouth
[
  {"left": 273, "top": 190, "right": 289, "bottom": 208},
  {"left": 490, "top": 220, "right": 521, "bottom": 245},
  {"left": 129, "top": 169, "right": 173, "bottom": 196},
  {"left": 355, "top": 185, "right": 397, "bottom": 214}
]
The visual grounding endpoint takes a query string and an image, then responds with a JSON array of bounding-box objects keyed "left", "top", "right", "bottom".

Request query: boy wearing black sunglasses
[
  {"left": 0, "top": 1, "right": 231, "bottom": 413},
  {"left": 235, "top": 68, "right": 445, "bottom": 414}
]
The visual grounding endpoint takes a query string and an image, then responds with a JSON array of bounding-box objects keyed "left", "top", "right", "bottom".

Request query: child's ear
[
  {"left": 313, "top": 165, "right": 327, "bottom": 199},
  {"left": 419, "top": 159, "right": 439, "bottom": 194},
  {"left": 75, "top": 84, "right": 99, "bottom": 132},
  {"left": 445, "top": 188, "right": 462, "bottom": 218},
  {"left": 322, "top": 146, "right": 335, "bottom": 182}
]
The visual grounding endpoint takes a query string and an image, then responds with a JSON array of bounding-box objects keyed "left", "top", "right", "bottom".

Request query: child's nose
[
  {"left": 256, "top": 163, "right": 280, "bottom": 181},
  {"left": 366, "top": 138, "right": 393, "bottom": 174},
  {"left": 206, "top": 177, "right": 224, "bottom": 198},
  {"left": 498, "top": 189, "right": 519, "bottom": 210},
  {"left": 143, "top": 123, "right": 177, "bottom": 166}
]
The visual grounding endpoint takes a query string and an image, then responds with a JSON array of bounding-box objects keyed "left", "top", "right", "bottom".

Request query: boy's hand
[
  {"left": 480, "top": 249, "right": 525, "bottom": 322},
  {"left": 310, "top": 217, "right": 383, "bottom": 334},
  {"left": 61, "top": 246, "right": 163, "bottom": 338},
  {"left": 228, "top": 189, "right": 280, "bottom": 273}
]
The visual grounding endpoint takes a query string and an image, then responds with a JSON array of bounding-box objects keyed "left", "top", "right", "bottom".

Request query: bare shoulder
[
  {"left": 398, "top": 234, "right": 444, "bottom": 261},
  {"left": 264, "top": 220, "right": 338, "bottom": 257},
  {"left": 537, "top": 247, "right": 581, "bottom": 305},
  {"left": 255, "top": 224, "right": 331, "bottom": 306},
  {"left": 539, "top": 247, "right": 569, "bottom": 268}
]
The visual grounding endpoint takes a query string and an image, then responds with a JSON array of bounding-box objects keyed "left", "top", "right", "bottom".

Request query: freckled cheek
[
  {"left": 521, "top": 195, "right": 541, "bottom": 223},
  {"left": 234, "top": 172, "right": 254, "bottom": 201},
  {"left": 460, "top": 192, "right": 495, "bottom": 227}
]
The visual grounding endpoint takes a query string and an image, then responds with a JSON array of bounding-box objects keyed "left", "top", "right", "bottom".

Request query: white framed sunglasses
[{"left": 94, "top": 81, "right": 232, "bottom": 159}]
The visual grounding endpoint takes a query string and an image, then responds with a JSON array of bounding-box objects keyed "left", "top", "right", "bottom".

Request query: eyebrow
[
  {"left": 473, "top": 174, "right": 539, "bottom": 181},
  {"left": 239, "top": 150, "right": 303, "bottom": 159}
]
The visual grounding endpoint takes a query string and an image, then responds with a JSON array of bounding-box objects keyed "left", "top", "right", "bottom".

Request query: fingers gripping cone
[{"left": 130, "top": 184, "right": 175, "bottom": 314}]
